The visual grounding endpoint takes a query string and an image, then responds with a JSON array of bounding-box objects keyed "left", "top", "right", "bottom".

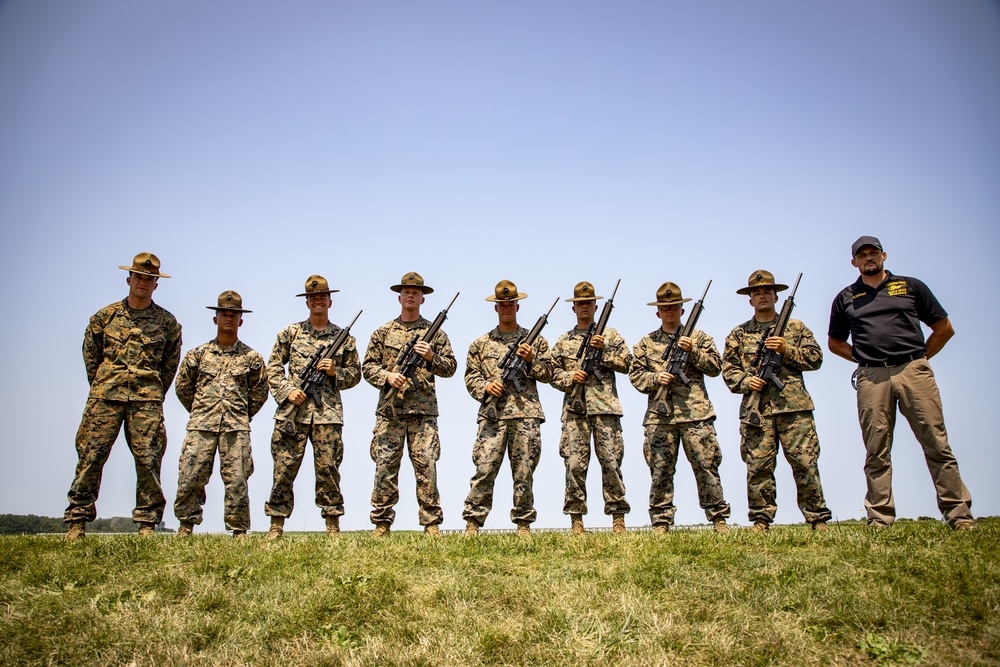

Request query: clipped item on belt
[{"left": 851, "top": 368, "right": 861, "bottom": 391}]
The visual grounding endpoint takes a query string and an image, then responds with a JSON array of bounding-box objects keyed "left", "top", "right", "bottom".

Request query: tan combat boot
[
  {"left": 232, "top": 530, "right": 248, "bottom": 539},
  {"left": 64, "top": 520, "right": 86, "bottom": 542},
  {"left": 570, "top": 514, "right": 585, "bottom": 536},
  {"left": 517, "top": 521, "right": 531, "bottom": 537},
  {"left": 176, "top": 521, "right": 194, "bottom": 538},
  {"left": 612, "top": 514, "right": 626, "bottom": 535},
  {"left": 713, "top": 519, "right": 730, "bottom": 534},
  {"left": 325, "top": 515, "right": 340, "bottom": 537},
  {"left": 811, "top": 520, "right": 830, "bottom": 533},
  {"left": 264, "top": 517, "right": 284, "bottom": 541},
  {"left": 465, "top": 519, "right": 479, "bottom": 536},
  {"left": 652, "top": 523, "right": 669, "bottom": 535},
  {"left": 750, "top": 520, "right": 769, "bottom": 534},
  {"left": 954, "top": 520, "right": 975, "bottom": 531},
  {"left": 424, "top": 523, "right": 441, "bottom": 538},
  {"left": 371, "top": 522, "right": 391, "bottom": 539},
  {"left": 138, "top": 522, "right": 156, "bottom": 537}
]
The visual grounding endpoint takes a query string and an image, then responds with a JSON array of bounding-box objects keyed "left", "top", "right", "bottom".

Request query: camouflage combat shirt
[
  {"left": 629, "top": 328, "right": 721, "bottom": 426},
  {"left": 268, "top": 320, "right": 361, "bottom": 425},
  {"left": 465, "top": 327, "right": 554, "bottom": 422},
  {"left": 722, "top": 318, "right": 821, "bottom": 418},
  {"left": 175, "top": 339, "right": 269, "bottom": 432},
  {"left": 83, "top": 298, "right": 183, "bottom": 402},
  {"left": 362, "top": 317, "right": 457, "bottom": 417},
  {"left": 550, "top": 326, "right": 631, "bottom": 418}
]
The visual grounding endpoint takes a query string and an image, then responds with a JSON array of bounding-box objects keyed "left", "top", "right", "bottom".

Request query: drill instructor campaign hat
[
  {"left": 391, "top": 272, "right": 434, "bottom": 294},
  {"left": 486, "top": 279, "right": 527, "bottom": 302},
  {"left": 851, "top": 235, "right": 884, "bottom": 256},
  {"left": 296, "top": 275, "right": 340, "bottom": 297},
  {"left": 118, "top": 252, "right": 170, "bottom": 278},
  {"left": 565, "top": 281, "right": 604, "bottom": 302},
  {"left": 736, "top": 270, "right": 789, "bottom": 295},
  {"left": 647, "top": 282, "right": 692, "bottom": 307},
  {"left": 207, "top": 290, "right": 252, "bottom": 313}
]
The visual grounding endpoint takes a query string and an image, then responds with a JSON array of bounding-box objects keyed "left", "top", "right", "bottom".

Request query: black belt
[{"left": 857, "top": 352, "right": 923, "bottom": 368}]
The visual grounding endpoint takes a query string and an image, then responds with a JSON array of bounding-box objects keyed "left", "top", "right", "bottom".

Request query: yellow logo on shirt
[{"left": 887, "top": 281, "right": 908, "bottom": 296}]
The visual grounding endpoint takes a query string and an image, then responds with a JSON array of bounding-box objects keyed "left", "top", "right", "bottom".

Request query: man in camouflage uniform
[
  {"left": 173, "top": 291, "right": 268, "bottom": 538},
  {"left": 264, "top": 275, "right": 361, "bottom": 539},
  {"left": 462, "top": 280, "right": 554, "bottom": 537},
  {"left": 550, "top": 281, "right": 631, "bottom": 535},
  {"left": 64, "top": 252, "right": 182, "bottom": 540},
  {"left": 629, "top": 282, "right": 731, "bottom": 535},
  {"left": 723, "top": 270, "right": 832, "bottom": 533},
  {"left": 363, "top": 272, "right": 457, "bottom": 538}
]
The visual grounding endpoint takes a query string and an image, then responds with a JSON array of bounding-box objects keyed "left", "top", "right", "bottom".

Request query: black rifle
[
  {"left": 483, "top": 297, "right": 559, "bottom": 421},
  {"left": 742, "top": 273, "right": 802, "bottom": 428},
  {"left": 279, "top": 310, "right": 362, "bottom": 435},
  {"left": 376, "top": 292, "right": 459, "bottom": 419},
  {"left": 652, "top": 280, "right": 711, "bottom": 415},
  {"left": 567, "top": 279, "right": 620, "bottom": 415}
]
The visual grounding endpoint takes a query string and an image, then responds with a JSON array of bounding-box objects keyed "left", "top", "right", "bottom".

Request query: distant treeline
[{"left": 0, "top": 514, "right": 172, "bottom": 535}]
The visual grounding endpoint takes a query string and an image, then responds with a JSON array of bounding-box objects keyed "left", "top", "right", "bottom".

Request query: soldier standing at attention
[
  {"left": 630, "top": 282, "right": 731, "bottom": 534},
  {"left": 828, "top": 237, "right": 974, "bottom": 530},
  {"left": 550, "top": 281, "right": 631, "bottom": 535},
  {"left": 64, "top": 252, "right": 182, "bottom": 540},
  {"left": 462, "top": 280, "right": 554, "bottom": 537},
  {"left": 173, "top": 291, "right": 268, "bottom": 538},
  {"left": 264, "top": 276, "right": 361, "bottom": 540},
  {"left": 723, "top": 270, "right": 832, "bottom": 533},
  {"left": 363, "top": 272, "right": 457, "bottom": 538}
]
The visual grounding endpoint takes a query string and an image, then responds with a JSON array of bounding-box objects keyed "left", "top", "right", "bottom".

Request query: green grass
[{"left": 1, "top": 519, "right": 997, "bottom": 666}]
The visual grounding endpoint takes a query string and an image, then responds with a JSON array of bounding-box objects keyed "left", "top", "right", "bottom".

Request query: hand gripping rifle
[
  {"left": 742, "top": 273, "right": 802, "bottom": 428},
  {"left": 279, "top": 310, "right": 363, "bottom": 436},
  {"left": 653, "top": 280, "right": 711, "bottom": 415},
  {"left": 483, "top": 297, "right": 559, "bottom": 421},
  {"left": 567, "top": 279, "right": 620, "bottom": 415},
  {"left": 376, "top": 292, "right": 459, "bottom": 419}
]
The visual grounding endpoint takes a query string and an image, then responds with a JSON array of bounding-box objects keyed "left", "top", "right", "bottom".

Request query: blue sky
[{"left": 1, "top": 1, "right": 998, "bottom": 532}]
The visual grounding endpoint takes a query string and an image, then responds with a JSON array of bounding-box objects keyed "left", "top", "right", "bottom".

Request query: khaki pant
[{"left": 855, "top": 358, "right": 973, "bottom": 526}]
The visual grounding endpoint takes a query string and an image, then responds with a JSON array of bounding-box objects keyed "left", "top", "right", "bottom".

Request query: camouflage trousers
[
  {"left": 643, "top": 420, "right": 731, "bottom": 526},
  {"left": 370, "top": 415, "right": 443, "bottom": 526},
  {"left": 560, "top": 415, "right": 630, "bottom": 516},
  {"left": 174, "top": 430, "right": 254, "bottom": 531},
  {"left": 265, "top": 422, "right": 344, "bottom": 519},
  {"left": 463, "top": 418, "right": 542, "bottom": 526},
  {"left": 739, "top": 410, "right": 831, "bottom": 524},
  {"left": 65, "top": 398, "right": 167, "bottom": 524}
]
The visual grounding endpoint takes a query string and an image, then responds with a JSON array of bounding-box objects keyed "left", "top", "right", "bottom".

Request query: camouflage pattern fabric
[
  {"left": 739, "top": 411, "right": 831, "bottom": 524},
  {"left": 465, "top": 327, "right": 553, "bottom": 421},
  {"left": 550, "top": 326, "right": 630, "bottom": 418},
  {"left": 175, "top": 339, "right": 268, "bottom": 432},
  {"left": 65, "top": 399, "right": 167, "bottom": 523},
  {"left": 369, "top": 415, "right": 443, "bottom": 526},
  {"left": 362, "top": 317, "right": 457, "bottom": 416},
  {"left": 265, "top": 423, "right": 345, "bottom": 519},
  {"left": 463, "top": 418, "right": 542, "bottom": 525},
  {"left": 643, "top": 422, "right": 730, "bottom": 525},
  {"left": 269, "top": 321, "right": 361, "bottom": 425},
  {"left": 82, "top": 299, "right": 182, "bottom": 402},
  {"left": 559, "top": 415, "right": 630, "bottom": 516},
  {"left": 174, "top": 430, "right": 254, "bottom": 531},
  {"left": 629, "top": 328, "right": 721, "bottom": 425}
]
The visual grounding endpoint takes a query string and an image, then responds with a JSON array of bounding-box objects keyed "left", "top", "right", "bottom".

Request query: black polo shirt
[{"left": 828, "top": 271, "right": 947, "bottom": 365}]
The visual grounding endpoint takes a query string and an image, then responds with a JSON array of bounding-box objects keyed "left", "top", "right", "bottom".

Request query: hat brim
[
  {"left": 647, "top": 298, "right": 692, "bottom": 306},
  {"left": 736, "top": 283, "right": 788, "bottom": 295},
  {"left": 120, "top": 266, "right": 171, "bottom": 279},
  {"left": 390, "top": 285, "right": 434, "bottom": 294},
  {"left": 486, "top": 292, "right": 527, "bottom": 302},
  {"left": 207, "top": 306, "right": 252, "bottom": 313},
  {"left": 295, "top": 290, "right": 340, "bottom": 297},
  {"left": 565, "top": 295, "right": 604, "bottom": 302}
]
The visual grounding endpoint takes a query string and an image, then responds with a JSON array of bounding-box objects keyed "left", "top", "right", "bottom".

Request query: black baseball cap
[{"left": 851, "top": 235, "right": 883, "bottom": 256}]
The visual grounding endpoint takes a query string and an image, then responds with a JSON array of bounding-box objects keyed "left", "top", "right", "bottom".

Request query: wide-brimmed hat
[
  {"left": 207, "top": 290, "right": 252, "bottom": 313},
  {"left": 736, "top": 270, "right": 788, "bottom": 295},
  {"left": 295, "top": 275, "right": 340, "bottom": 297},
  {"left": 391, "top": 271, "right": 434, "bottom": 294},
  {"left": 118, "top": 252, "right": 170, "bottom": 278},
  {"left": 647, "top": 282, "right": 692, "bottom": 307},
  {"left": 486, "top": 279, "right": 527, "bottom": 302},
  {"left": 851, "top": 235, "right": 884, "bottom": 256},
  {"left": 565, "top": 281, "right": 603, "bottom": 303}
]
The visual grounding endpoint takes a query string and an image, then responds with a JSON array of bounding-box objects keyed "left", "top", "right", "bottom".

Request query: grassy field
[{"left": 1, "top": 518, "right": 996, "bottom": 666}]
